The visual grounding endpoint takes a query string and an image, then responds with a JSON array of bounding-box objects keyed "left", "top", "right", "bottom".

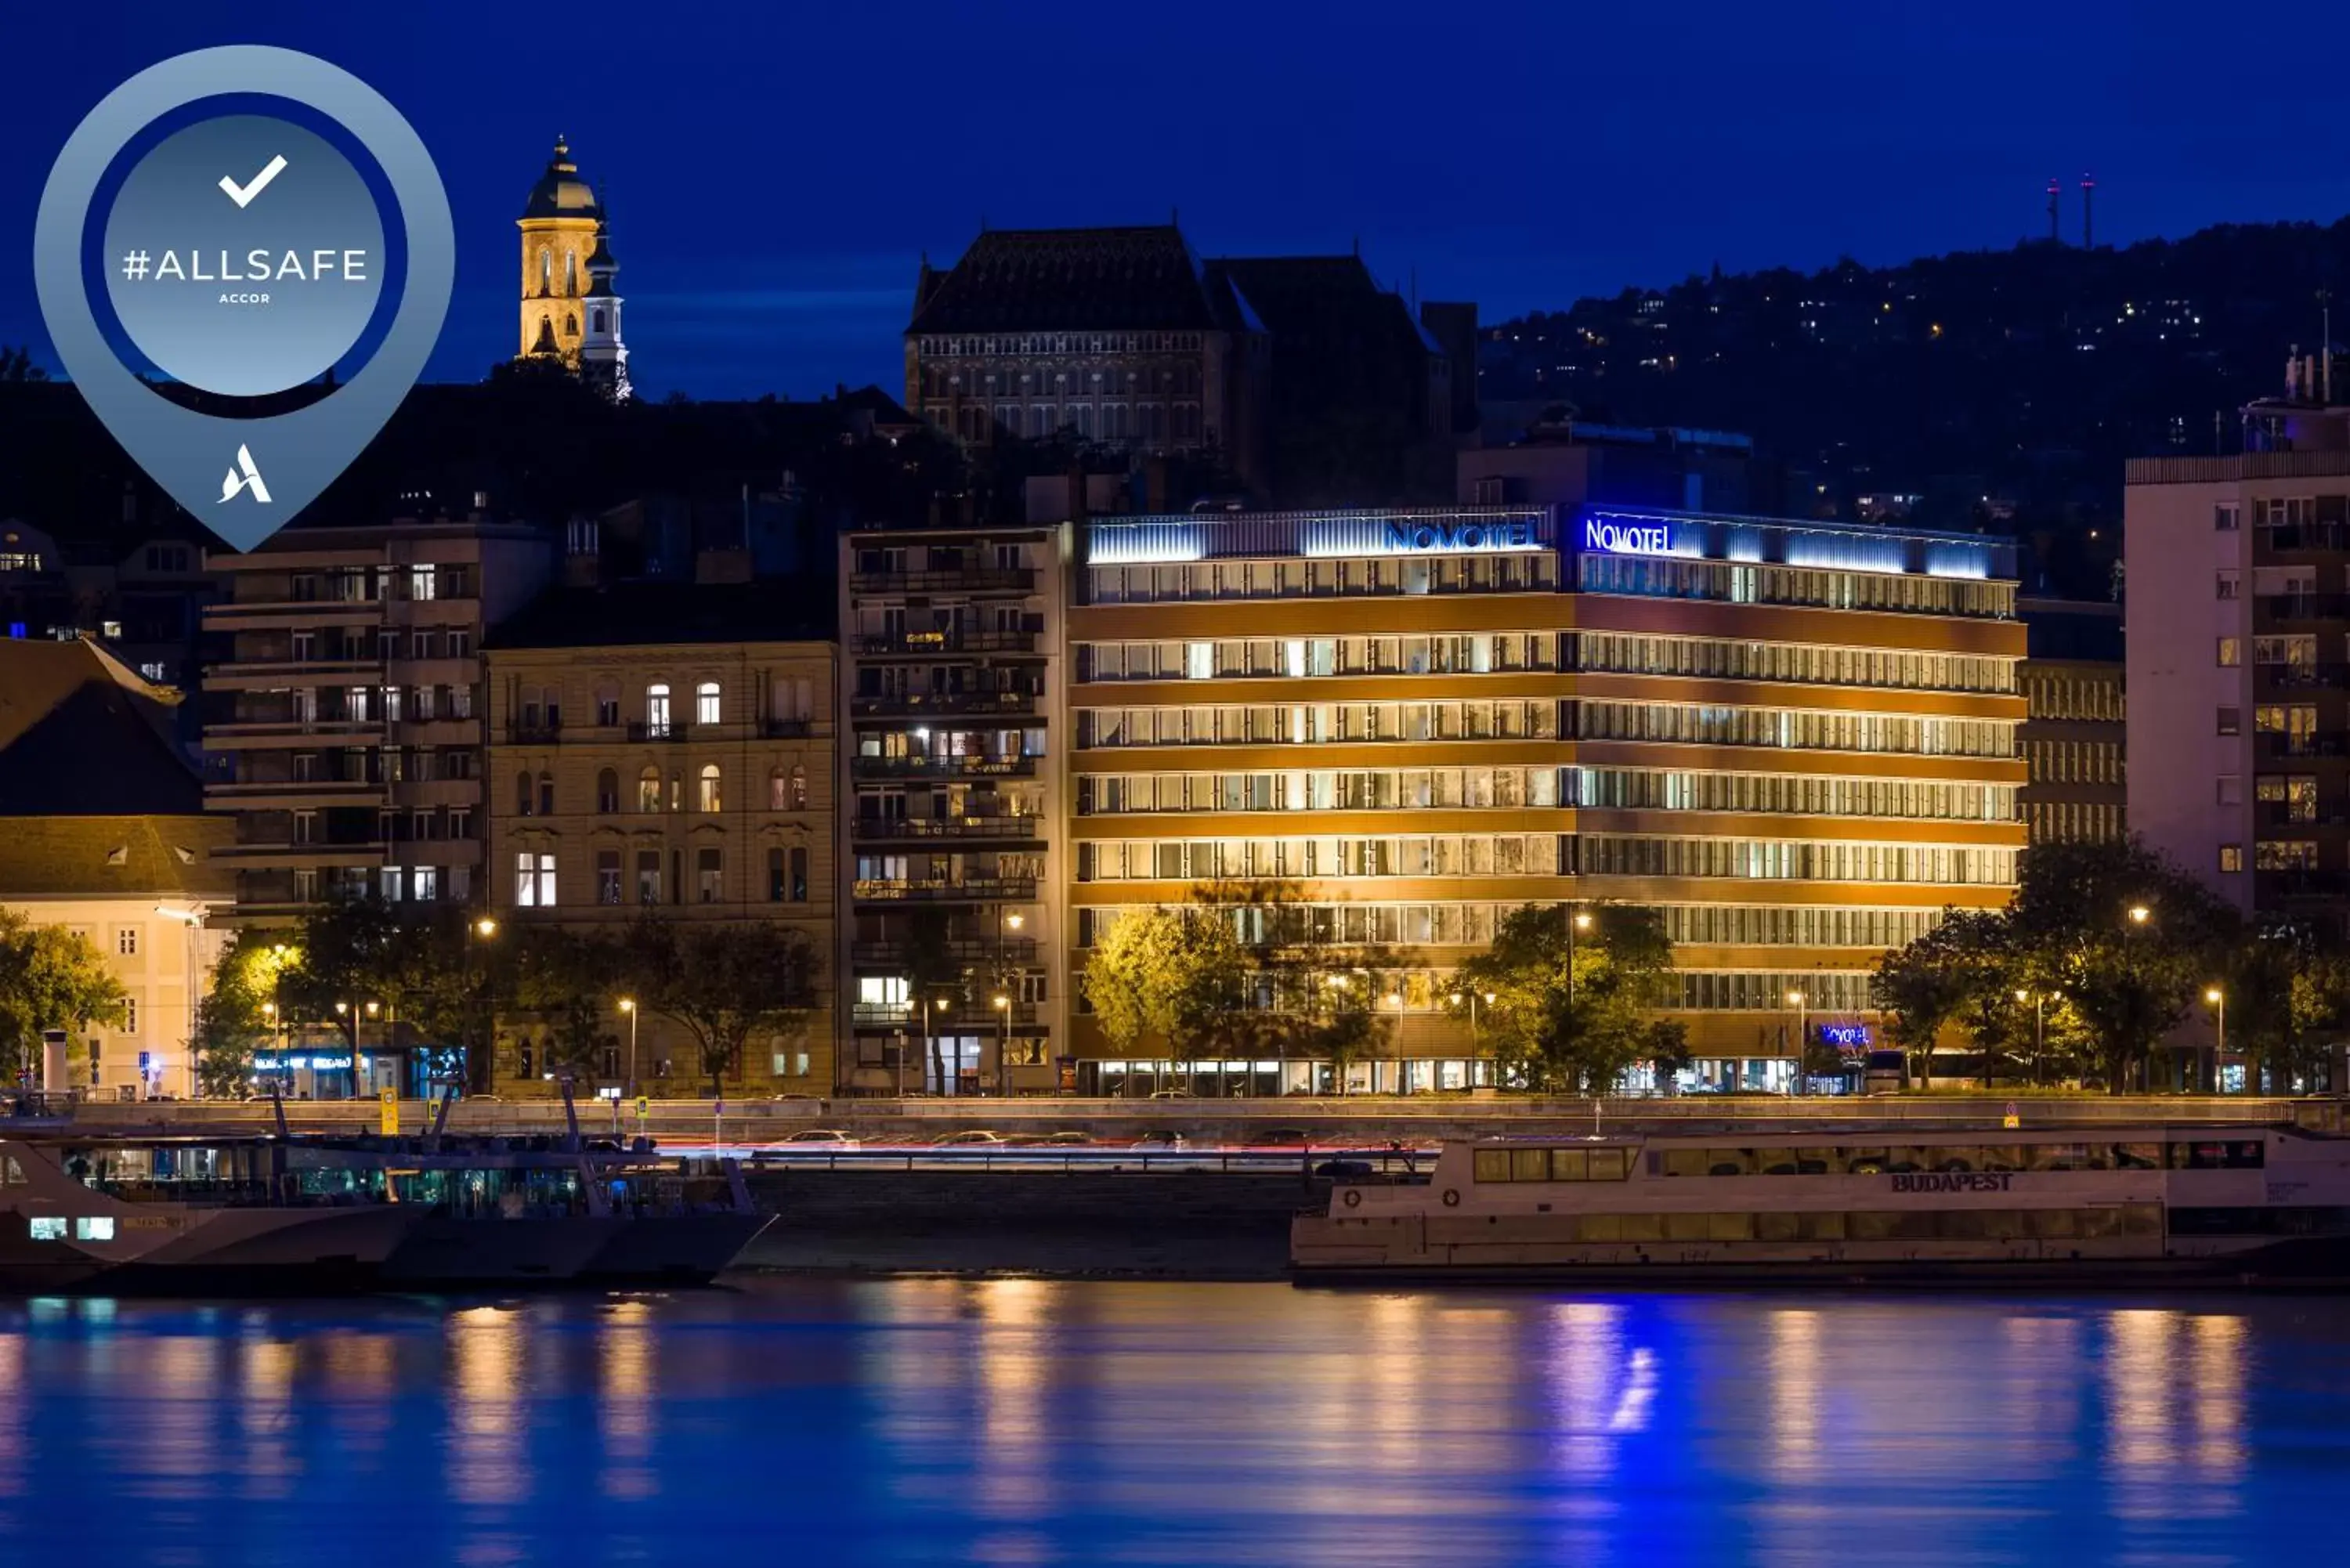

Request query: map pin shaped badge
[{"left": 33, "top": 46, "right": 452, "bottom": 551}]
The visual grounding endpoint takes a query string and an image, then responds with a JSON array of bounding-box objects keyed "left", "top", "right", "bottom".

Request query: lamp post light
[
  {"left": 2016, "top": 988, "right": 2055, "bottom": 1087},
  {"left": 153, "top": 902, "right": 208, "bottom": 1099},
  {"left": 1567, "top": 908, "right": 1593, "bottom": 1006},
  {"left": 1785, "top": 989, "right": 1808, "bottom": 1097},
  {"left": 618, "top": 997, "right": 638, "bottom": 1099},
  {"left": 2127, "top": 904, "right": 2151, "bottom": 927},
  {"left": 992, "top": 992, "right": 1011, "bottom": 1097},
  {"left": 464, "top": 915, "right": 501, "bottom": 1096},
  {"left": 2205, "top": 985, "right": 2225, "bottom": 1096}
]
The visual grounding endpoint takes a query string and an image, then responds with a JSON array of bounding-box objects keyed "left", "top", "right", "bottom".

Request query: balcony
[
  {"left": 851, "top": 815, "right": 1042, "bottom": 844},
  {"left": 859, "top": 628, "right": 1039, "bottom": 657},
  {"left": 205, "top": 657, "right": 384, "bottom": 691},
  {"left": 852, "top": 876, "right": 1038, "bottom": 904},
  {"left": 205, "top": 597, "right": 385, "bottom": 631},
  {"left": 850, "top": 566, "right": 1037, "bottom": 596},
  {"left": 2255, "top": 663, "right": 2350, "bottom": 691},
  {"left": 2255, "top": 869, "right": 2350, "bottom": 900},
  {"left": 852, "top": 999, "right": 1041, "bottom": 1030},
  {"left": 851, "top": 753, "right": 1036, "bottom": 779},
  {"left": 212, "top": 840, "right": 389, "bottom": 869},
  {"left": 761, "top": 717, "right": 818, "bottom": 738},
  {"left": 627, "top": 721, "right": 694, "bottom": 742},
  {"left": 2262, "top": 525, "right": 2348, "bottom": 553},
  {"left": 2255, "top": 733, "right": 2348, "bottom": 761},
  {"left": 851, "top": 937, "right": 1039, "bottom": 966},
  {"left": 505, "top": 720, "right": 565, "bottom": 744},
  {"left": 208, "top": 717, "right": 385, "bottom": 749},
  {"left": 207, "top": 779, "right": 388, "bottom": 811},
  {"left": 2258, "top": 801, "right": 2348, "bottom": 829},
  {"left": 851, "top": 689, "right": 1036, "bottom": 721},
  {"left": 2254, "top": 593, "right": 2350, "bottom": 622}
]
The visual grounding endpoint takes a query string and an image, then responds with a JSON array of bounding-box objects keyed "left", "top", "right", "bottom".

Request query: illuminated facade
[
  {"left": 1064, "top": 504, "right": 2026, "bottom": 1092},
  {"left": 515, "top": 136, "right": 628, "bottom": 396}
]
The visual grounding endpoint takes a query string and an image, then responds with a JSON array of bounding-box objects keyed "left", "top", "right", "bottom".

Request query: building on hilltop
[
  {"left": 905, "top": 224, "right": 1468, "bottom": 505},
  {"left": 0, "top": 636, "right": 233, "bottom": 1099},
  {"left": 516, "top": 136, "right": 631, "bottom": 400}
]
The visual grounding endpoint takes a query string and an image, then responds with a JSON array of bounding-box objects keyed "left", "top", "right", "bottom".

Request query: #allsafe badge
[{"left": 33, "top": 46, "right": 452, "bottom": 551}]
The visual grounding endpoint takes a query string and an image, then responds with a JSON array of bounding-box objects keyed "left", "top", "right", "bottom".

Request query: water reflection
[{"left": 0, "top": 1286, "right": 2337, "bottom": 1568}]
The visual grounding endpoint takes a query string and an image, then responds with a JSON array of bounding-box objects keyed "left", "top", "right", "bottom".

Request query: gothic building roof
[
  {"left": 521, "top": 136, "right": 603, "bottom": 222},
  {"left": 906, "top": 225, "right": 1251, "bottom": 336},
  {"left": 584, "top": 223, "right": 620, "bottom": 298}
]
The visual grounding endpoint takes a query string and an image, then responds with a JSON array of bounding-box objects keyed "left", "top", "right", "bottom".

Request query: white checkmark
[{"left": 219, "top": 155, "right": 288, "bottom": 208}]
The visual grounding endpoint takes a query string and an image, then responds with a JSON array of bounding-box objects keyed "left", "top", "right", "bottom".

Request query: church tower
[
  {"left": 577, "top": 221, "right": 631, "bottom": 401},
  {"left": 516, "top": 136, "right": 603, "bottom": 373}
]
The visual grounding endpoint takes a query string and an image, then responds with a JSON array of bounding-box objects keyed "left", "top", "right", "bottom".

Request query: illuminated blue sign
[
  {"left": 1582, "top": 517, "right": 1672, "bottom": 555},
  {"left": 1818, "top": 1024, "right": 1871, "bottom": 1049},
  {"left": 253, "top": 1053, "right": 354, "bottom": 1072},
  {"left": 1380, "top": 518, "right": 1534, "bottom": 553}
]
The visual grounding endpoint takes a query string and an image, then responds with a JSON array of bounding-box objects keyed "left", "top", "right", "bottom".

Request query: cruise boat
[
  {"left": 0, "top": 1136, "right": 421, "bottom": 1294},
  {"left": 1292, "top": 1125, "right": 2350, "bottom": 1285}
]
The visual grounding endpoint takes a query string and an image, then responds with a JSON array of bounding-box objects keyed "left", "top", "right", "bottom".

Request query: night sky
[{"left": 4, "top": 0, "right": 2349, "bottom": 401}]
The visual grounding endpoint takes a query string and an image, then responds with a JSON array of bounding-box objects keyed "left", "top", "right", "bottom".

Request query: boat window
[
  {"left": 2167, "top": 1140, "right": 2265, "bottom": 1170},
  {"left": 1708, "top": 1212, "right": 1755, "bottom": 1241},
  {"left": 1472, "top": 1149, "right": 1509, "bottom": 1183},
  {"left": 2115, "top": 1143, "right": 2162, "bottom": 1170},
  {"left": 1757, "top": 1211, "right": 1799, "bottom": 1241},
  {"left": 1977, "top": 1146, "right": 2023, "bottom": 1173},
  {"left": 1512, "top": 1148, "right": 1549, "bottom": 1183},
  {"left": 1889, "top": 1147, "right": 1938, "bottom": 1174},
  {"left": 27, "top": 1216, "right": 66, "bottom": 1241},
  {"left": 1800, "top": 1212, "right": 1846, "bottom": 1241},
  {"left": 2076, "top": 1208, "right": 2121, "bottom": 1239},
  {"left": 1581, "top": 1213, "right": 1623, "bottom": 1241},
  {"left": 1795, "top": 1147, "right": 1842, "bottom": 1175},
  {"left": 1549, "top": 1148, "right": 1588, "bottom": 1181},
  {"left": 74, "top": 1216, "right": 115, "bottom": 1241},
  {"left": 1844, "top": 1148, "right": 1889, "bottom": 1174},
  {"left": 1662, "top": 1212, "right": 1710, "bottom": 1241},
  {"left": 1619, "top": 1212, "right": 1664, "bottom": 1241},
  {"left": 1661, "top": 1149, "right": 1712, "bottom": 1179},
  {"left": 1709, "top": 1149, "right": 1756, "bottom": 1176},
  {"left": 2028, "top": 1209, "right": 2077, "bottom": 1239},
  {"left": 2122, "top": 1204, "right": 2163, "bottom": 1236},
  {"left": 1585, "top": 1147, "right": 1629, "bottom": 1181},
  {"left": 2, "top": 1156, "right": 21, "bottom": 1184}
]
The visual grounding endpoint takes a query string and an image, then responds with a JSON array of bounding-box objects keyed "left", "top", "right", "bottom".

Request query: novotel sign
[
  {"left": 1380, "top": 518, "right": 1535, "bottom": 553},
  {"left": 1818, "top": 1024, "right": 1872, "bottom": 1049},
  {"left": 1581, "top": 517, "right": 1673, "bottom": 555}
]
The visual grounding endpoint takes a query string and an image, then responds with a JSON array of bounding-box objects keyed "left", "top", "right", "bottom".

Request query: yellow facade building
[{"left": 483, "top": 587, "right": 836, "bottom": 1096}]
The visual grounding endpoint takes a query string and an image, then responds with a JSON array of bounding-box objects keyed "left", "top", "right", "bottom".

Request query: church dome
[{"left": 522, "top": 136, "right": 602, "bottom": 221}]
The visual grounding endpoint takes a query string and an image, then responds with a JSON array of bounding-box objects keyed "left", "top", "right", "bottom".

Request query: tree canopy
[
  {"left": 0, "top": 910, "right": 128, "bottom": 1085},
  {"left": 1451, "top": 903, "right": 1686, "bottom": 1094}
]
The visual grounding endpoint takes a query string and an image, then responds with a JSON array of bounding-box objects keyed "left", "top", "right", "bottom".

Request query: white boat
[
  {"left": 0, "top": 1136, "right": 420, "bottom": 1294},
  {"left": 1292, "top": 1125, "right": 2350, "bottom": 1286}
]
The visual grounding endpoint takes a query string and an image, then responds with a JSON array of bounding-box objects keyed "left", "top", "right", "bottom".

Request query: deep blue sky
[{"left": 5, "top": 1, "right": 2350, "bottom": 401}]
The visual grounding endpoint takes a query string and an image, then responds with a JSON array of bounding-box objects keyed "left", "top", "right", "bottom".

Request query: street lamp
[
  {"left": 1786, "top": 989, "right": 1808, "bottom": 1096},
  {"left": 153, "top": 901, "right": 208, "bottom": 1100},
  {"left": 2205, "top": 985, "right": 2225, "bottom": 1096},
  {"left": 992, "top": 992, "right": 1011, "bottom": 1097},
  {"left": 2127, "top": 904, "right": 2151, "bottom": 926},
  {"left": 464, "top": 915, "right": 501, "bottom": 1096},
  {"left": 1567, "top": 908, "right": 1594, "bottom": 1006},
  {"left": 475, "top": 916, "right": 498, "bottom": 938},
  {"left": 618, "top": 997, "right": 639, "bottom": 1100}
]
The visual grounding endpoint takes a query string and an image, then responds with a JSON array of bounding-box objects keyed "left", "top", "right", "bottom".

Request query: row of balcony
[
  {"left": 850, "top": 938, "right": 1039, "bottom": 966},
  {"left": 849, "top": 690, "right": 1036, "bottom": 720},
  {"left": 848, "top": 566, "right": 1037, "bottom": 595},
  {"left": 851, "top": 753, "right": 1036, "bottom": 779},
  {"left": 852, "top": 877, "right": 1038, "bottom": 903},
  {"left": 857, "top": 628, "right": 1040, "bottom": 657},
  {"left": 851, "top": 1000, "right": 1042, "bottom": 1029},
  {"left": 851, "top": 815, "right": 1040, "bottom": 844}
]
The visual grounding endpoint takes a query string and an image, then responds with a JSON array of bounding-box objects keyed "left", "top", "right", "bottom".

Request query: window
[
  {"left": 596, "top": 691, "right": 620, "bottom": 727},
  {"left": 2218, "top": 775, "right": 2243, "bottom": 807},
  {"left": 537, "top": 771, "right": 555, "bottom": 816},
  {"left": 597, "top": 768, "right": 619, "bottom": 814},
  {"left": 2220, "top": 844, "right": 2243, "bottom": 873},
  {"left": 516, "top": 851, "right": 557, "bottom": 907},
  {"left": 2217, "top": 572, "right": 2240, "bottom": 601},
  {"left": 516, "top": 771, "right": 534, "bottom": 816},
  {"left": 2218, "top": 638, "right": 2241, "bottom": 667},
  {"left": 28, "top": 1216, "right": 67, "bottom": 1241},
  {"left": 699, "top": 764, "right": 722, "bottom": 813},
  {"left": 696, "top": 681, "right": 721, "bottom": 725},
  {"left": 638, "top": 767, "right": 661, "bottom": 811},
  {"left": 636, "top": 850, "right": 662, "bottom": 904},
  {"left": 790, "top": 765, "right": 808, "bottom": 810},
  {"left": 770, "top": 768, "right": 789, "bottom": 810},
  {"left": 409, "top": 565, "right": 436, "bottom": 602},
  {"left": 768, "top": 847, "right": 787, "bottom": 901},
  {"left": 116, "top": 927, "right": 137, "bottom": 956},
  {"left": 414, "top": 867, "right": 439, "bottom": 902},
  {"left": 597, "top": 850, "right": 622, "bottom": 905},
  {"left": 2214, "top": 504, "right": 2240, "bottom": 532},
  {"left": 2217, "top": 707, "right": 2241, "bottom": 736},
  {"left": 122, "top": 997, "right": 137, "bottom": 1035},
  {"left": 646, "top": 683, "right": 671, "bottom": 737},
  {"left": 697, "top": 847, "right": 723, "bottom": 903},
  {"left": 790, "top": 846, "right": 808, "bottom": 902}
]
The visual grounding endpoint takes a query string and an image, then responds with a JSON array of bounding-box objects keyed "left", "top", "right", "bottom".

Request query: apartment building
[
  {"left": 202, "top": 515, "right": 551, "bottom": 923},
  {"left": 1062, "top": 504, "right": 2026, "bottom": 1093},
  {"left": 2018, "top": 596, "right": 2126, "bottom": 845},
  {"left": 482, "top": 584, "right": 837, "bottom": 1094},
  {"left": 837, "top": 526, "right": 1065, "bottom": 1096}
]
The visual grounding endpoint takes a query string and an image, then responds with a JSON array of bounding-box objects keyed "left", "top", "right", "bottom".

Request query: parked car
[
  {"left": 1148, "top": 1089, "right": 1195, "bottom": 1100},
  {"left": 1314, "top": 1158, "right": 1375, "bottom": 1180},
  {"left": 1131, "top": 1129, "right": 1190, "bottom": 1151},
  {"left": 781, "top": 1129, "right": 860, "bottom": 1147},
  {"left": 1036, "top": 1130, "right": 1095, "bottom": 1146},
  {"left": 931, "top": 1129, "right": 1007, "bottom": 1147}
]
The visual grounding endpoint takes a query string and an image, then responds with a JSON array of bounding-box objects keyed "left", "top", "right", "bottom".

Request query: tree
[
  {"left": 900, "top": 908, "right": 963, "bottom": 1090},
  {"left": 1452, "top": 904, "right": 1683, "bottom": 1095},
  {"left": 1871, "top": 909, "right": 2014, "bottom": 1088},
  {"left": 0, "top": 909, "right": 128, "bottom": 1086},
  {"left": 620, "top": 916, "right": 819, "bottom": 1096},
  {"left": 1079, "top": 905, "right": 1246, "bottom": 1083},
  {"left": 1188, "top": 880, "right": 1400, "bottom": 1093},
  {"left": 506, "top": 926, "right": 623, "bottom": 1086},
  {"left": 2222, "top": 920, "right": 2350, "bottom": 1093},
  {"left": 190, "top": 934, "right": 296, "bottom": 1096}
]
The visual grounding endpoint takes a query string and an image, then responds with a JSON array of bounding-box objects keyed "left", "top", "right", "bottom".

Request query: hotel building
[{"left": 1061, "top": 504, "right": 2026, "bottom": 1093}]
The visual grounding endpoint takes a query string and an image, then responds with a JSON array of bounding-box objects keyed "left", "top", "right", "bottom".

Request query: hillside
[{"left": 1477, "top": 218, "right": 2350, "bottom": 590}]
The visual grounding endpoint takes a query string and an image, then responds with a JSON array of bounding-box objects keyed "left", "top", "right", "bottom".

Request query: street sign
[
  {"left": 379, "top": 1084, "right": 399, "bottom": 1136},
  {"left": 2002, "top": 1100, "right": 2021, "bottom": 1129}
]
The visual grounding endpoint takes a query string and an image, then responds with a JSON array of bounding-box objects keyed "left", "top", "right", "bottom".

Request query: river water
[{"left": 2, "top": 1280, "right": 2345, "bottom": 1566}]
